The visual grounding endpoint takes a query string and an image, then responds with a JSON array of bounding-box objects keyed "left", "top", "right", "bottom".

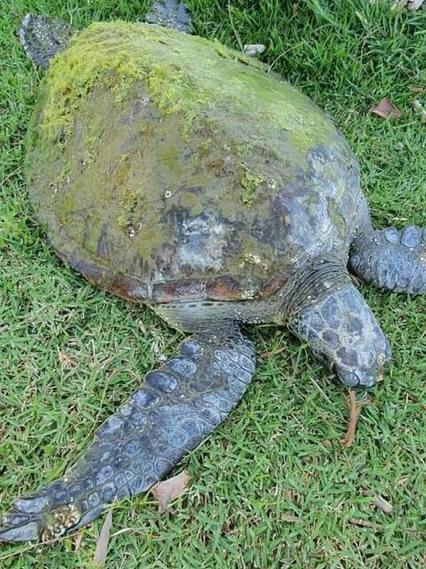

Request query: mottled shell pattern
[{"left": 27, "top": 21, "right": 363, "bottom": 314}]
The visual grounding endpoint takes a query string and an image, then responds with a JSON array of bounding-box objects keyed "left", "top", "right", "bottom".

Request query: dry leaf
[
  {"left": 57, "top": 348, "right": 77, "bottom": 369},
  {"left": 395, "top": 0, "right": 425, "bottom": 9},
  {"left": 243, "top": 44, "right": 266, "bottom": 57},
  {"left": 405, "top": 393, "right": 426, "bottom": 410},
  {"left": 260, "top": 346, "right": 286, "bottom": 358},
  {"left": 350, "top": 273, "right": 363, "bottom": 287},
  {"left": 409, "top": 86, "right": 426, "bottom": 94},
  {"left": 281, "top": 513, "right": 299, "bottom": 523},
  {"left": 372, "top": 495, "right": 393, "bottom": 515},
  {"left": 152, "top": 471, "right": 191, "bottom": 513},
  {"left": 93, "top": 509, "right": 113, "bottom": 567},
  {"left": 407, "top": 0, "right": 425, "bottom": 9},
  {"left": 370, "top": 98, "right": 402, "bottom": 120}
]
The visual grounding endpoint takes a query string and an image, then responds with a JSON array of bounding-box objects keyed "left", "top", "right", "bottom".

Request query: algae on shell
[{"left": 26, "top": 21, "right": 356, "bottom": 303}]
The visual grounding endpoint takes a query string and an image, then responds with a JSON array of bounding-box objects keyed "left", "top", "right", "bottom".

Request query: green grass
[{"left": 1, "top": 0, "right": 426, "bottom": 567}]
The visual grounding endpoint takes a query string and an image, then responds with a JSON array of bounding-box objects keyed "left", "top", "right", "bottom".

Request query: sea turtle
[{"left": 1, "top": 0, "right": 425, "bottom": 543}]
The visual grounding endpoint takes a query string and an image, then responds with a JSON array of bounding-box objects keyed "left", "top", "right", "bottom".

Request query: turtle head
[
  {"left": 289, "top": 279, "right": 392, "bottom": 390},
  {"left": 19, "top": 14, "right": 75, "bottom": 69}
]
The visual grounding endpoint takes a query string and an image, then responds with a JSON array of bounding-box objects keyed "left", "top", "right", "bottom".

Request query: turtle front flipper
[
  {"left": 287, "top": 260, "right": 391, "bottom": 389},
  {"left": 19, "top": 14, "right": 75, "bottom": 68},
  {"left": 350, "top": 226, "right": 426, "bottom": 294},
  {"left": 145, "top": 0, "right": 192, "bottom": 33},
  {"left": 0, "top": 324, "right": 255, "bottom": 543}
]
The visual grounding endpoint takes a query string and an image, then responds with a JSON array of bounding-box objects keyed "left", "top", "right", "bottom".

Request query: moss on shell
[
  {"left": 33, "top": 21, "right": 337, "bottom": 151},
  {"left": 240, "top": 168, "right": 264, "bottom": 205},
  {"left": 26, "top": 21, "right": 354, "bottom": 297}
]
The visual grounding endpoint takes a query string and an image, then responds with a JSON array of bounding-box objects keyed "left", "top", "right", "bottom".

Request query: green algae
[
  {"left": 240, "top": 168, "right": 264, "bottom": 205},
  {"left": 26, "top": 21, "right": 352, "bottom": 296},
  {"left": 31, "top": 21, "right": 337, "bottom": 151}
]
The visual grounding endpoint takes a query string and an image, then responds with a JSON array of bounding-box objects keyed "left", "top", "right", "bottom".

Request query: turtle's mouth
[
  {"left": 336, "top": 366, "right": 376, "bottom": 389},
  {"left": 334, "top": 337, "right": 392, "bottom": 390},
  {"left": 334, "top": 365, "right": 383, "bottom": 390}
]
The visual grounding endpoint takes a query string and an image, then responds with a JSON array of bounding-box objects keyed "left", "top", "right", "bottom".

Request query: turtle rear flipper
[
  {"left": 19, "top": 14, "right": 74, "bottom": 68},
  {"left": 145, "top": 0, "right": 193, "bottom": 33},
  {"left": 0, "top": 325, "right": 255, "bottom": 542}
]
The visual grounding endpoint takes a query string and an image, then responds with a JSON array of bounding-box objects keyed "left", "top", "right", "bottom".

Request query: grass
[{"left": 0, "top": 0, "right": 425, "bottom": 567}]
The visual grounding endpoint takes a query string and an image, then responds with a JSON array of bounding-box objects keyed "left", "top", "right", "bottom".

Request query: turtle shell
[{"left": 26, "top": 22, "right": 362, "bottom": 305}]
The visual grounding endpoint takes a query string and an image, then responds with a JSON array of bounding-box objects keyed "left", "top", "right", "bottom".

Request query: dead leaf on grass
[
  {"left": 152, "top": 470, "right": 191, "bottom": 513},
  {"left": 93, "top": 509, "right": 113, "bottom": 567},
  {"left": 409, "top": 86, "right": 426, "bottom": 94},
  {"left": 57, "top": 348, "right": 77, "bottom": 369},
  {"left": 260, "top": 346, "right": 286, "bottom": 358},
  {"left": 405, "top": 392, "right": 426, "bottom": 410},
  {"left": 406, "top": 0, "right": 424, "bottom": 11},
  {"left": 281, "top": 513, "right": 299, "bottom": 523},
  {"left": 370, "top": 98, "right": 402, "bottom": 120},
  {"left": 372, "top": 495, "right": 393, "bottom": 515}
]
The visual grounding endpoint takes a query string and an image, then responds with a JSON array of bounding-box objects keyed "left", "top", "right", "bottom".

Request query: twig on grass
[
  {"left": 73, "top": 530, "right": 84, "bottom": 551},
  {"left": 260, "top": 346, "right": 286, "bottom": 358},
  {"left": 340, "top": 390, "right": 361, "bottom": 447},
  {"left": 349, "top": 518, "right": 381, "bottom": 530}
]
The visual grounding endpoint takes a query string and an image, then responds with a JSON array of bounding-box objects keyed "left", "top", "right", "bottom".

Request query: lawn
[{"left": 1, "top": 0, "right": 425, "bottom": 567}]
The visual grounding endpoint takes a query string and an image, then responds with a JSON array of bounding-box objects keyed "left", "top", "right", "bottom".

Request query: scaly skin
[
  {"left": 289, "top": 283, "right": 391, "bottom": 389},
  {"left": 19, "top": 14, "right": 74, "bottom": 68},
  {"left": 350, "top": 226, "right": 426, "bottom": 294},
  {"left": 145, "top": 0, "right": 193, "bottom": 33},
  {"left": 0, "top": 325, "right": 255, "bottom": 542}
]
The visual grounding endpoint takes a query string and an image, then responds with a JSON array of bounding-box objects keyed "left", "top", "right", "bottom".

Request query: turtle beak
[{"left": 335, "top": 367, "right": 377, "bottom": 389}]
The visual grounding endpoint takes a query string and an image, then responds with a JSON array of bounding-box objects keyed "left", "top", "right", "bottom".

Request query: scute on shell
[{"left": 27, "top": 21, "right": 361, "bottom": 304}]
